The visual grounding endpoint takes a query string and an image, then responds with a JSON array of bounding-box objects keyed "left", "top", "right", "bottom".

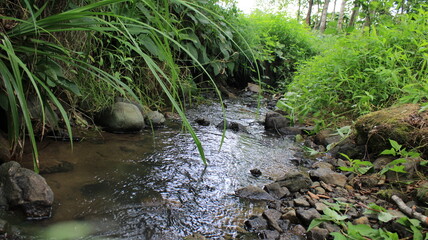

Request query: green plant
[
  {"left": 378, "top": 139, "right": 422, "bottom": 175},
  {"left": 339, "top": 153, "right": 374, "bottom": 175}
]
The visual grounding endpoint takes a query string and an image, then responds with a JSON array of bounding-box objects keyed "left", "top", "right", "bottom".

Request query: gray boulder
[
  {"left": 145, "top": 110, "right": 166, "bottom": 126},
  {"left": 235, "top": 185, "right": 275, "bottom": 202},
  {"left": 276, "top": 171, "right": 313, "bottom": 193},
  {"left": 265, "top": 112, "right": 290, "bottom": 132},
  {"left": 310, "top": 168, "right": 347, "bottom": 187},
  {"left": 98, "top": 102, "right": 145, "bottom": 132},
  {"left": 0, "top": 161, "right": 54, "bottom": 219}
]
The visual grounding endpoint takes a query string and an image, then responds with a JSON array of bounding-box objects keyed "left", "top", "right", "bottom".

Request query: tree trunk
[
  {"left": 297, "top": 0, "right": 302, "bottom": 20},
  {"left": 348, "top": 0, "right": 360, "bottom": 28},
  {"left": 319, "top": 0, "right": 330, "bottom": 33},
  {"left": 332, "top": 0, "right": 337, "bottom": 16},
  {"left": 337, "top": 0, "right": 347, "bottom": 31},
  {"left": 305, "top": 0, "right": 314, "bottom": 26}
]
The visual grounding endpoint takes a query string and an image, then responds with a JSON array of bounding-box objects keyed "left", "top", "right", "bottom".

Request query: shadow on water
[{"left": 4, "top": 97, "right": 299, "bottom": 239}]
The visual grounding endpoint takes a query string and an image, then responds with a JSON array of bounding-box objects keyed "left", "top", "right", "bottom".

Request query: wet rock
[
  {"left": 265, "top": 112, "right": 290, "bottom": 131},
  {"left": 216, "top": 121, "right": 248, "bottom": 133},
  {"left": 235, "top": 185, "right": 275, "bottom": 202},
  {"left": 184, "top": 233, "right": 207, "bottom": 240},
  {"left": 263, "top": 209, "right": 283, "bottom": 232},
  {"left": 264, "top": 183, "right": 290, "bottom": 199},
  {"left": 278, "top": 127, "right": 301, "bottom": 136},
  {"left": 307, "top": 226, "right": 329, "bottom": 240},
  {"left": 282, "top": 209, "right": 299, "bottom": 224},
  {"left": 145, "top": 110, "right": 165, "bottom": 126},
  {"left": 294, "top": 197, "right": 310, "bottom": 207},
  {"left": 258, "top": 230, "right": 280, "bottom": 239},
  {"left": 296, "top": 208, "right": 321, "bottom": 226},
  {"left": 97, "top": 102, "right": 145, "bottom": 132},
  {"left": 310, "top": 168, "right": 347, "bottom": 187},
  {"left": 250, "top": 168, "right": 262, "bottom": 177},
  {"left": 195, "top": 118, "right": 210, "bottom": 126},
  {"left": 0, "top": 161, "right": 54, "bottom": 219},
  {"left": 276, "top": 171, "right": 313, "bottom": 193},
  {"left": 39, "top": 160, "right": 74, "bottom": 174},
  {"left": 245, "top": 216, "right": 268, "bottom": 231}
]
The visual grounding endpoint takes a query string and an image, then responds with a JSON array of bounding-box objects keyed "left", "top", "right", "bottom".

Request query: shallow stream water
[{"left": 3, "top": 96, "right": 299, "bottom": 239}]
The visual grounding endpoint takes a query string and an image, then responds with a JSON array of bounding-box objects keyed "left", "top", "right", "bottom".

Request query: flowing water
[{"left": 2, "top": 96, "right": 300, "bottom": 239}]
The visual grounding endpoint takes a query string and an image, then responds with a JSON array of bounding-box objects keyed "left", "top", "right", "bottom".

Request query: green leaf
[
  {"left": 378, "top": 212, "right": 394, "bottom": 222},
  {"left": 389, "top": 139, "right": 402, "bottom": 151},
  {"left": 411, "top": 225, "right": 423, "bottom": 240},
  {"left": 330, "top": 232, "right": 348, "bottom": 240},
  {"left": 307, "top": 219, "right": 325, "bottom": 232},
  {"left": 323, "top": 208, "right": 348, "bottom": 221},
  {"left": 380, "top": 149, "right": 396, "bottom": 156},
  {"left": 338, "top": 166, "right": 355, "bottom": 172}
]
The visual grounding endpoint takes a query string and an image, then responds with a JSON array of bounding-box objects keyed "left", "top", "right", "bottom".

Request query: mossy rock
[{"left": 354, "top": 104, "right": 428, "bottom": 157}]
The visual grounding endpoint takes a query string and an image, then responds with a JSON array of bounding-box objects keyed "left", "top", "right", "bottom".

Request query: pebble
[{"left": 294, "top": 197, "right": 311, "bottom": 207}]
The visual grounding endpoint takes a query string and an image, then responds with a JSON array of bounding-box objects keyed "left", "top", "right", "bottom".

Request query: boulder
[
  {"left": 97, "top": 102, "right": 145, "bottom": 132},
  {"left": 0, "top": 161, "right": 54, "bottom": 219},
  {"left": 276, "top": 171, "right": 313, "bottom": 193},
  {"left": 264, "top": 183, "right": 290, "bottom": 199},
  {"left": 235, "top": 185, "right": 275, "bottom": 202},
  {"left": 265, "top": 112, "right": 290, "bottom": 131},
  {"left": 145, "top": 110, "right": 166, "bottom": 126},
  {"left": 216, "top": 121, "right": 248, "bottom": 133},
  {"left": 310, "top": 168, "right": 347, "bottom": 187},
  {"left": 354, "top": 104, "right": 428, "bottom": 157}
]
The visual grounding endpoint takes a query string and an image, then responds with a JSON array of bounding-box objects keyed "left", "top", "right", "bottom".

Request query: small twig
[
  {"left": 391, "top": 195, "right": 428, "bottom": 226},
  {"left": 357, "top": 202, "right": 383, "bottom": 213}
]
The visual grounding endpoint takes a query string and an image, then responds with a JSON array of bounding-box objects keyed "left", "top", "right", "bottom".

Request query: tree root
[{"left": 391, "top": 195, "right": 428, "bottom": 226}]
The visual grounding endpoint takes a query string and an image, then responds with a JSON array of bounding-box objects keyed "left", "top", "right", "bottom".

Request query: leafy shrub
[
  {"left": 280, "top": 9, "right": 428, "bottom": 120},
  {"left": 237, "top": 12, "right": 318, "bottom": 88}
]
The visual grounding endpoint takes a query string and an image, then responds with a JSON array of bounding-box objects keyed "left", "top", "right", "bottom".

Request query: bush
[{"left": 280, "top": 10, "right": 428, "bottom": 121}]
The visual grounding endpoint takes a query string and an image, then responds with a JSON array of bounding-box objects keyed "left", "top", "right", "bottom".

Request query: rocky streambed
[{"left": 0, "top": 90, "right": 427, "bottom": 239}]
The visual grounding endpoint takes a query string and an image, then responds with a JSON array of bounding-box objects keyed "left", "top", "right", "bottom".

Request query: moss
[{"left": 354, "top": 104, "right": 428, "bottom": 157}]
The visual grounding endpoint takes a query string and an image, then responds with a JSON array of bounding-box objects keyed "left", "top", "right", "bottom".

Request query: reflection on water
[{"left": 4, "top": 98, "right": 297, "bottom": 239}]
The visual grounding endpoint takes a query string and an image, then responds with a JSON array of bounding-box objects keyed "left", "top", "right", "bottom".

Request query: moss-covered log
[{"left": 354, "top": 104, "right": 428, "bottom": 157}]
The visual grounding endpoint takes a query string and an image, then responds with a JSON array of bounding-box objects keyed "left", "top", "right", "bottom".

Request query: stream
[{"left": 2, "top": 96, "right": 300, "bottom": 239}]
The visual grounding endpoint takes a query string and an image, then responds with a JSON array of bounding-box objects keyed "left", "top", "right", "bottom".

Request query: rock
[
  {"left": 277, "top": 220, "right": 290, "bottom": 232},
  {"left": 417, "top": 181, "right": 428, "bottom": 204},
  {"left": 27, "top": 96, "right": 59, "bottom": 129},
  {"left": 0, "top": 132, "right": 10, "bottom": 164},
  {"left": 294, "top": 197, "right": 310, "bottom": 207},
  {"left": 264, "top": 183, "right": 290, "bottom": 199},
  {"left": 278, "top": 127, "right": 302, "bottom": 136},
  {"left": 296, "top": 208, "right": 321, "bottom": 226},
  {"left": 282, "top": 209, "right": 299, "bottom": 224},
  {"left": 247, "top": 83, "right": 262, "bottom": 93},
  {"left": 145, "top": 110, "right": 165, "bottom": 126},
  {"left": 310, "top": 168, "right": 347, "bottom": 187},
  {"left": 276, "top": 171, "right": 313, "bottom": 193},
  {"left": 258, "top": 230, "right": 280, "bottom": 239},
  {"left": 265, "top": 112, "right": 290, "bottom": 131},
  {"left": 315, "top": 187, "right": 326, "bottom": 195},
  {"left": 250, "top": 169, "right": 262, "bottom": 177},
  {"left": 314, "top": 130, "right": 341, "bottom": 147},
  {"left": 245, "top": 216, "right": 268, "bottom": 231},
  {"left": 354, "top": 104, "right": 428, "bottom": 157},
  {"left": 312, "top": 162, "right": 334, "bottom": 170},
  {"left": 235, "top": 185, "right": 275, "bottom": 202},
  {"left": 0, "top": 161, "right": 54, "bottom": 219},
  {"left": 0, "top": 219, "right": 8, "bottom": 238},
  {"left": 184, "top": 233, "right": 207, "bottom": 240},
  {"left": 97, "top": 102, "right": 145, "bottom": 132},
  {"left": 289, "top": 224, "right": 306, "bottom": 236},
  {"left": 263, "top": 209, "right": 283, "bottom": 232},
  {"left": 329, "top": 138, "right": 365, "bottom": 160},
  {"left": 195, "top": 118, "right": 210, "bottom": 126},
  {"left": 373, "top": 156, "right": 395, "bottom": 171},
  {"left": 320, "top": 181, "right": 333, "bottom": 192},
  {"left": 216, "top": 121, "right": 248, "bottom": 133},
  {"left": 39, "top": 160, "right": 74, "bottom": 174},
  {"left": 307, "top": 226, "right": 329, "bottom": 240},
  {"left": 315, "top": 202, "right": 327, "bottom": 212},
  {"left": 321, "top": 222, "right": 341, "bottom": 234},
  {"left": 353, "top": 216, "right": 369, "bottom": 225}
]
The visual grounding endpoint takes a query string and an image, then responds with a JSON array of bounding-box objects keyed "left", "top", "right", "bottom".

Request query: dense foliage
[{"left": 278, "top": 7, "right": 428, "bottom": 124}]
